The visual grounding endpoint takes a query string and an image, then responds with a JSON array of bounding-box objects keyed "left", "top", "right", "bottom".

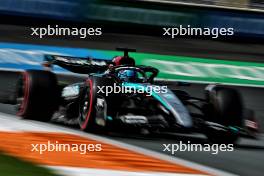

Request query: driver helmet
[
  {"left": 118, "top": 70, "right": 137, "bottom": 82},
  {"left": 112, "top": 56, "right": 135, "bottom": 66}
]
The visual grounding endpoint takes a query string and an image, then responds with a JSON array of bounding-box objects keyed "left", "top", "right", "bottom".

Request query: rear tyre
[
  {"left": 204, "top": 86, "right": 243, "bottom": 144},
  {"left": 16, "top": 70, "right": 59, "bottom": 121}
]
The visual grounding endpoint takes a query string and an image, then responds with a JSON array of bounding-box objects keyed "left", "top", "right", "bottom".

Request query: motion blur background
[
  {"left": 0, "top": 1, "right": 263, "bottom": 176},
  {"left": 0, "top": 0, "right": 264, "bottom": 40},
  {"left": 1, "top": 0, "right": 263, "bottom": 125}
]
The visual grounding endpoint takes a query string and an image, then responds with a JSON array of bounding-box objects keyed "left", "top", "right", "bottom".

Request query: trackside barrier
[
  {"left": 0, "top": 42, "right": 263, "bottom": 87},
  {"left": 0, "top": 0, "right": 263, "bottom": 39},
  {"left": 0, "top": 0, "right": 83, "bottom": 20},
  {"left": 84, "top": 0, "right": 264, "bottom": 39}
]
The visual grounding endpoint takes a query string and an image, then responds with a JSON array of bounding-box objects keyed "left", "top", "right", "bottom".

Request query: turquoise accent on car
[
  {"left": 107, "top": 116, "right": 113, "bottom": 121},
  {"left": 121, "top": 82, "right": 171, "bottom": 111},
  {"left": 229, "top": 126, "right": 240, "bottom": 133}
]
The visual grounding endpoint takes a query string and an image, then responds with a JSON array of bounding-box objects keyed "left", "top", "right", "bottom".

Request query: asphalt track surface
[
  {"left": 0, "top": 84, "right": 264, "bottom": 176},
  {"left": 0, "top": 24, "right": 264, "bottom": 176}
]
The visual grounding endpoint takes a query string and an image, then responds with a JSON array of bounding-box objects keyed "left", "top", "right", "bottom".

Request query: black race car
[{"left": 4, "top": 48, "right": 259, "bottom": 143}]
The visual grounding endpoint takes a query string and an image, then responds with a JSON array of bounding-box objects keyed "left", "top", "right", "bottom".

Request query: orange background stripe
[{"left": 0, "top": 132, "right": 209, "bottom": 175}]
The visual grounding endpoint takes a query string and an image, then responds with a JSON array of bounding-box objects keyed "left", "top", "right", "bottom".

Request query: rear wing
[{"left": 44, "top": 55, "right": 112, "bottom": 74}]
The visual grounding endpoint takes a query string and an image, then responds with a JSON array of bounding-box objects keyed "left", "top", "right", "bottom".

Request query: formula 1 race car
[{"left": 6, "top": 48, "right": 259, "bottom": 143}]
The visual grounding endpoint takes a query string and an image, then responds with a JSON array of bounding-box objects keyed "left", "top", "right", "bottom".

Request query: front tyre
[
  {"left": 204, "top": 86, "right": 243, "bottom": 144},
  {"left": 79, "top": 77, "right": 108, "bottom": 132}
]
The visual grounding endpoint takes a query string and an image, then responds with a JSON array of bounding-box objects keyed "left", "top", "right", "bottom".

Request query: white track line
[{"left": 47, "top": 166, "right": 207, "bottom": 176}]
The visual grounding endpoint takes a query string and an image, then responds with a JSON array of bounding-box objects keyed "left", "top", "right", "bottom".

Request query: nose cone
[
  {"left": 176, "top": 110, "right": 193, "bottom": 128},
  {"left": 157, "top": 89, "right": 193, "bottom": 128}
]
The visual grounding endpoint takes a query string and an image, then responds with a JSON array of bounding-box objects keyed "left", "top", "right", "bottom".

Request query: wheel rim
[
  {"left": 80, "top": 79, "right": 93, "bottom": 129},
  {"left": 16, "top": 72, "right": 30, "bottom": 116},
  {"left": 81, "top": 90, "right": 91, "bottom": 121},
  {"left": 94, "top": 96, "right": 107, "bottom": 127}
]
